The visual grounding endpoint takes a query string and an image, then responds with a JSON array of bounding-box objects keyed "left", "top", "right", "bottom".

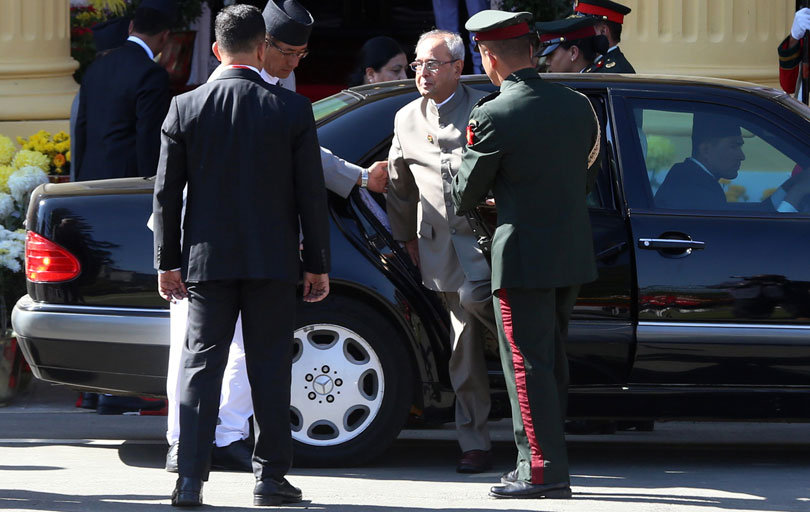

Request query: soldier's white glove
[{"left": 791, "top": 8, "right": 810, "bottom": 40}]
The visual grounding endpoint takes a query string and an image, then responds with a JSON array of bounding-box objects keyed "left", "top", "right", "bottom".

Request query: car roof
[{"left": 347, "top": 73, "right": 789, "bottom": 102}]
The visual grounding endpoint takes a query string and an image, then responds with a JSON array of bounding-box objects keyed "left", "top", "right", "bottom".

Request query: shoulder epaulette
[{"left": 473, "top": 91, "right": 500, "bottom": 109}]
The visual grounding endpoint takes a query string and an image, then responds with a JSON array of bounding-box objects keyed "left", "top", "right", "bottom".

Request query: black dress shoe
[
  {"left": 166, "top": 442, "right": 178, "bottom": 473},
  {"left": 211, "top": 439, "right": 253, "bottom": 472},
  {"left": 171, "top": 477, "right": 203, "bottom": 507},
  {"left": 457, "top": 449, "right": 493, "bottom": 473},
  {"left": 500, "top": 468, "right": 518, "bottom": 484},
  {"left": 489, "top": 480, "right": 572, "bottom": 499},
  {"left": 253, "top": 477, "right": 302, "bottom": 506}
]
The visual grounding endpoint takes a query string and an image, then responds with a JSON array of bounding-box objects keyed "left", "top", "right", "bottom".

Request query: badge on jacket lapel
[
  {"left": 466, "top": 120, "right": 478, "bottom": 146},
  {"left": 427, "top": 134, "right": 434, "bottom": 144},
  {"left": 605, "top": 61, "right": 616, "bottom": 69}
]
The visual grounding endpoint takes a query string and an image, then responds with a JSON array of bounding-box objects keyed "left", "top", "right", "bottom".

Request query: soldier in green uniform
[
  {"left": 452, "top": 9, "right": 600, "bottom": 500},
  {"left": 573, "top": 0, "right": 635, "bottom": 73},
  {"left": 535, "top": 16, "right": 608, "bottom": 73}
]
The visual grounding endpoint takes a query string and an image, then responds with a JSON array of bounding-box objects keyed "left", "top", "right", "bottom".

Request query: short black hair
[
  {"left": 480, "top": 34, "right": 537, "bottom": 62},
  {"left": 349, "top": 36, "right": 406, "bottom": 86},
  {"left": 604, "top": 20, "right": 623, "bottom": 43},
  {"left": 132, "top": 7, "right": 173, "bottom": 36},
  {"left": 215, "top": 4, "right": 266, "bottom": 55}
]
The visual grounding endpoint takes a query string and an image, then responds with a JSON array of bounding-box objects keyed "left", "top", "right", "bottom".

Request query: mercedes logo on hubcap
[{"left": 313, "top": 374, "right": 334, "bottom": 395}]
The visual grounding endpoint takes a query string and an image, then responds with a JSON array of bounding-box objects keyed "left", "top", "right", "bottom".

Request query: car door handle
[{"left": 638, "top": 238, "right": 705, "bottom": 250}]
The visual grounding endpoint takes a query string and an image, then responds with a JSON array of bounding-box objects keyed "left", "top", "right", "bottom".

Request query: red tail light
[{"left": 25, "top": 231, "right": 81, "bottom": 283}]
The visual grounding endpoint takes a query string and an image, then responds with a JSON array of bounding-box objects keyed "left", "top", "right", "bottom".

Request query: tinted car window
[{"left": 626, "top": 99, "right": 810, "bottom": 214}]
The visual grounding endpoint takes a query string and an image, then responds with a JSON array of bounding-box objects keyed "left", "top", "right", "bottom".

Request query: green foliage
[{"left": 500, "top": 0, "right": 572, "bottom": 22}]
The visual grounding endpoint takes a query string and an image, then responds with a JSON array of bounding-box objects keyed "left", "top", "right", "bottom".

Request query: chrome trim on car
[
  {"left": 638, "top": 321, "right": 810, "bottom": 345},
  {"left": 12, "top": 295, "right": 169, "bottom": 346}
]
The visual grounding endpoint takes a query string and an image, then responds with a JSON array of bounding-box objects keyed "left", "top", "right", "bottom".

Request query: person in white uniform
[{"left": 164, "top": 0, "right": 389, "bottom": 472}]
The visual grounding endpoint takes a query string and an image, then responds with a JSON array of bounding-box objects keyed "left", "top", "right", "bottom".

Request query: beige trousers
[{"left": 440, "top": 278, "right": 498, "bottom": 452}]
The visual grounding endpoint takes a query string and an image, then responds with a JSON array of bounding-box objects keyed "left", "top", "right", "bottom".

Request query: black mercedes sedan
[{"left": 13, "top": 74, "right": 810, "bottom": 467}]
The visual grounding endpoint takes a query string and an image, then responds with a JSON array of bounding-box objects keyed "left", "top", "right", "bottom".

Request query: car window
[
  {"left": 312, "top": 92, "right": 361, "bottom": 124},
  {"left": 626, "top": 99, "right": 810, "bottom": 214}
]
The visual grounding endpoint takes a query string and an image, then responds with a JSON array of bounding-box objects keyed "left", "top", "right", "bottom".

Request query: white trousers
[{"left": 166, "top": 298, "right": 254, "bottom": 447}]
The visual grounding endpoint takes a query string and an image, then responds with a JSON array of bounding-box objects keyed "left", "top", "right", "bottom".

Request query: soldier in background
[
  {"left": 535, "top": 16, "right": 607, "bottom": 73},
  {"left": 573, "top": 0, "right": 635, "bottom": 73}
]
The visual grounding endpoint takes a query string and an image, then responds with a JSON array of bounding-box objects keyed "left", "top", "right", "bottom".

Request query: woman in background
[{"left": 349, "top": 36, "right": 408, "bottom": 86}]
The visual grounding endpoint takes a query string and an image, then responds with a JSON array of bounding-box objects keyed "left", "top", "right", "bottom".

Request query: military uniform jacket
[
  {"left": 451, "top": 68, "right": 599, "bottom": 291},
  {"left": 586, "top": 46, "right": 635, "bottom": 73},
  {"left": 153, "top": 68, "right": 330, "bottom": 282},
  {"left": 387, "top": 83, "right": 490, "bottom": 292}
]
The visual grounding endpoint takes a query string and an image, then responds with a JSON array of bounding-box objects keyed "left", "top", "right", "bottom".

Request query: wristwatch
[{"left": 361, "top": 168, "right": 369, "bottom": 188}]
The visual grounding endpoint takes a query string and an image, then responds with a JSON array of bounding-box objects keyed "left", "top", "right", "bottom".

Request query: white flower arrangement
[
  {"left": 0, "top": 166, "right": 48, "bottom": 273},
  {"left": 0, "top": 194, "right": 14, "bottom": 221},
  {"left": 8, "top": 166, "right": 49, "bottom": 205},
  {"left": 0, "top": 228, "right": 26, "bottom": 273}
]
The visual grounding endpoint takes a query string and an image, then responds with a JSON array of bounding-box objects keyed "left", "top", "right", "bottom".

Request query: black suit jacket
[
  {"left": 655, "top": 159, "right": 727, "bottom": 210},
  {"left": 74, "top": 41, "right": 170, "bottom": 181},
  {"left": 152, "top": 67, "right": 330, "bottom": 283},
  {"left": 655, "top": 158, "right": 776, "bottom": 212}
]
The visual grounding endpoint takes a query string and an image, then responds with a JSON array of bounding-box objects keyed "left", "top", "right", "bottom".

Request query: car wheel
[{"left": 290, "top": 295, "right": 413, "bottom": 466}]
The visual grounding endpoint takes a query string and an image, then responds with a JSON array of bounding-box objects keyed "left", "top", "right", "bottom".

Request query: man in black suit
[
  {"left": 74, "top": 0, "right": 175, "bottom": 182},
  {"left": 152, "top": 5, "right": 330, "bottom": 507},
  {"left": 655, "top": 113, "right": 810, "bottom": 212}
]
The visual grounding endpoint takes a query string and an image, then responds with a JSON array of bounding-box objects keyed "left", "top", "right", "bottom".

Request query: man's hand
[
  {"left": 785, "top": 168, "right": 810, "bottom": 209},
  {"left": 303, "top": 272, "right": 330, "bottom": 302},
  {"left": 366, "top": 160, "right": 389, "bottom": 194},
  {"left": 790, "top": 8, "right": 810, "bottom": 44},
  {"left": 158, "top": 270, "right": 187, "bottom": 303},
  {"left": 404, "top": 238, "right": 420, "bottom": 268}
]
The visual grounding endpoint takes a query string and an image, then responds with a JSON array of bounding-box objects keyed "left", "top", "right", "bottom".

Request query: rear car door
[
  {"left": 613, "top": 88, "right": 810, "bottom": 386},
  {"left": 567, "top": 90, "right": 634, "bottom": 387}
]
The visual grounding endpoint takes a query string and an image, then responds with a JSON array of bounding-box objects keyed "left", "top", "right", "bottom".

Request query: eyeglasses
[
  {"left": 265, "top": 38, "right": 309, "bottom": 60},
  {"left": 408, "top": 59, "right": 459, "bottom": 73}
]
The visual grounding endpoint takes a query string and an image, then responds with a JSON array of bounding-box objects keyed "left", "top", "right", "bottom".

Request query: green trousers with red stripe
[{"left": 494, "top": 285, "right": 580, "bottom": 486}]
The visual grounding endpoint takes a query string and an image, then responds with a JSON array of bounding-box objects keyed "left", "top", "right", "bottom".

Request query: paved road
[{"left": 1, "top": 381, "right": 809, "bottom": 511}]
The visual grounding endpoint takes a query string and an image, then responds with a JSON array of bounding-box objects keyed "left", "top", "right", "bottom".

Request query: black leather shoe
[
  {"left": 253, "top": 478, "right": 302, "bottom": 506},
  {"left": 171, "top": 477, "right": 203, "bottom": 507},
  {"left": 457, "top": 449, "right": 492, "bottom": 473},
  {"left": 211, "top": 439, "right": 253, "bottom": 472},
  {"left": 489, "top": 480, "right": 572, "bottom": 499},
  {"left": 500, "top": 468, "right": 518, "bottom": 484},
  {"left": 166, "top": 442, "right": 178, "bottom": 473}
]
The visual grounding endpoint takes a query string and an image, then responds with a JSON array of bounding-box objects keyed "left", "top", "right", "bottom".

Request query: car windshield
[{"left": 312, "top": 92, "right": 361, "bottom": 123}]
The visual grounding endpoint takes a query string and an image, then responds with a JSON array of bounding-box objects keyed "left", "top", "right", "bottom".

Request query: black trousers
[
  {"left": 494, "top": 285, "right": 579, "bottom": 486},
  {"left": 177, "top": 278, "right": 296, "bottom": 481}
]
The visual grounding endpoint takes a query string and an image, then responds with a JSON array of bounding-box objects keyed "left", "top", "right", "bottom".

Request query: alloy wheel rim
[{"left": 290, "top": 323, "right": 385, "bottom": 446}]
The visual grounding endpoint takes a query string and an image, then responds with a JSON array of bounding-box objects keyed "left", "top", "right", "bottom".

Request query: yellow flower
[
  {"left": 66, "top": 150, "right": 71, "bottom": 163},
  {"left": 12, "top": 149, "right": 50, "bottom": 172},
  {"left": 0, "top": 136, "right": 15, "bottom": 165},
  {"left": 0, "top": 165, "right": 15, "bottom": 193},
  {"left": 89, "top": 0, "right": 128, "bottom": 15},
  {"left": 53, "top": 131, "right": 69, "bottom": 143}
]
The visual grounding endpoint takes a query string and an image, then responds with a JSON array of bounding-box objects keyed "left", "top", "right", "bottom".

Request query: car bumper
[{"left": 11, "top": 295, "right": 170, "bottom": 396}]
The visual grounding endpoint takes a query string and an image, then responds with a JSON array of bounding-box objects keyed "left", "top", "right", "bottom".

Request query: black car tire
[{"left": 290, "top": 294, "right": 413, "bottom": 467}]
